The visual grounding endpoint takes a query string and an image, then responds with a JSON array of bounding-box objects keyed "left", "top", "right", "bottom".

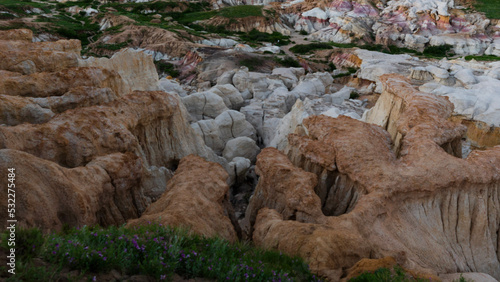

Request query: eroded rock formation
[
  {"left": 247, "top": 74, "right": 500, "bottom": 280},
  {"left": 127, "top": 155, "right": 237, "bottom": 242},
  {"left": 0, "top": 29, "right": 225, "bottom": 231}
]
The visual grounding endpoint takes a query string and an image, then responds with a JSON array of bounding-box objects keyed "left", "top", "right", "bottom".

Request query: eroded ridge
[
  {"left": 0, "top": 29, "right": 224, "bottom": 231},
  {"left": 127, "top": 155, "right": 237, "bottom": 242},
  {"left": 250, "top": 74, "right": 500, "bottom": 280}
]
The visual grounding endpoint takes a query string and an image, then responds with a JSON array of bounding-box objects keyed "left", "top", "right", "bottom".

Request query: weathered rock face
[
  {"left": 364, "top": 75, "right": 465, "bottom": 156},
  {"left": 88, "top": 25, "right": 201, "bottom": 60},
  {"left": 250, "top": 74, "right": 500, "bottom": 280},
  {"left": 281, "top": 0, "right": 498, "bottom": 55},
  {"left": 0, "top": 30, "right": 81, "bottom": 74},
  {"left": 79, "top": 48, "right": 160, "bottom": 92},
  {"left": 332, "top": 49, "right": 500, "bottom": 149},
  {"left": 127, "top": 155, "right": 237, "bottom": 242},
  {"left": 0, "top": 68, "right": 126, "bottom": 98},
  {"left": 200, "top": 16, "right": 291, "bottom": 35},
  {"left": 0, "top": 150, "right": 143, "bottom": 231},
  {"left": 0, "top": 29, "right": 226, "bottom": 231},
  {"left": 242, "top": 147, "right": 324, "bottom": 238}
]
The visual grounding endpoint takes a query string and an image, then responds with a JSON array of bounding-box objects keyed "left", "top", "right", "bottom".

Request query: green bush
[
  {"left": 299, "top": 30, "right": 308, "bottom": 35},
  {"left": 274, "top": 56, "right": 301, "bottom": 68},
  {"left": 239, "top": 29, "right": 290, "bottom": 46},
  {"left": 95, "top": 41, "right": 129, "bottom": 51},
  {"left": 328, "top": 62, "right": 336, "bottom": 71},
  {"left": 464, "top": 54, "right": 500, "bottom": 61},
  {"left": 218, "top": 5, "right": 263, "bottom": 18},
  {"left": 349, "top": 91, "right": 359, "bottom": 99},
  {"left": 347, "top": 67, "right": 358, "bottom": 74},
  {"left": 0, "top": 13, "right": 16, "bottom": 20},
  {"left": 1, "top": 227, "right": 44, "bottom": 261},
  {"left": 156, "top": 61, "right": 180, "bottom": 77},
  {"left": 422, "top": 44, "right": 454, "bottom": 58},
  {"left": 332, "top": 72, "right": 351, "bottom": 78},
  {"left": 290, "top": 43, "right": 332, "bottom": 54}
]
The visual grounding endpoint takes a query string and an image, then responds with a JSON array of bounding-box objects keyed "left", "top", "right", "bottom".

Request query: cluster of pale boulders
[{"left": 281, "top": 0, "right": 500, "bottom": 56}]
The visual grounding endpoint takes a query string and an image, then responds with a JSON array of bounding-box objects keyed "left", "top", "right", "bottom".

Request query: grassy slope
[
  {"left": 1, "top": 224, "right": 321, "bottom": 281},
  {"left": 177, "top": 5, "right": 264, "bottom": 24},
  {"left": 475, "top": 0, "right": 500, "bottom": 19}
]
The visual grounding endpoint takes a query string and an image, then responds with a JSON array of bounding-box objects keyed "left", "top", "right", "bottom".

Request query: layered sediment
[
  {"left": 0, "top": 29, "right": 224, "bottom": 231},
  {"left": 248, "top": 74, "right": 500, "bottom": 280}
]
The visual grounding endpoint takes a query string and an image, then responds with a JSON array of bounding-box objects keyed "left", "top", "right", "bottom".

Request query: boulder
[
  {"left": 215, "top": 110, "right": 257, "bottom": 142},
  {"left": 216, "top": 69, "right": 236, "bottom": 85},
  {"left": 454, "top": 68, "right": 478, "bottom": 85},
  {"left": 271, "top": 67, "right": 304, "bottom": 89},
  {"left": 158, "top": 78, "right": 188, "bottom": 97},
  {"left": 222, "top": 137, "right": 260, "bottom": 162},
  {"left": 228, "top": 157, "right": 251, "bottom": 184},
  {"left": 211, "top": 84, "right": 244, "bottom": 109},
  {"left": 181, "top": 92, "right": 229, "bottom": 121},
  {"left": 191, "top": 119, "right": 225, "bottom": 155}
]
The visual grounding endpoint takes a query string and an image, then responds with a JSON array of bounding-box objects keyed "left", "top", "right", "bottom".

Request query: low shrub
[
  {"left": 290, "top": 43, "right": 332, "bottom": 54},
  {"left": 239, "top": 29, "right": 291, "bottom": 46},
  {"left": 422, "top": 44, "right": 454, "bottom": 58},
  {"left": 349, "top": 91, "right": 359, "bottom": 99},
  {"left": 239, "top": 57, "right": 265, "bottom": 71},
  {"left": 95, "top": 41, "right": 129, "bottom": 51},
  {"left": 156, "top": 61, "right": 180, "bottom": 77},
  {"left": 464, "top": 54, "right": 500, "bottom": 61},
  {"left": 274, "top": 56, "right": 301, "bottom": 68}
]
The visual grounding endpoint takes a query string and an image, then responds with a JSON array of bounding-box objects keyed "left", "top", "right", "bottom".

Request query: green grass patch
[
  {"left": 156, "top": 61, "right": 180, "bottom": 77},
  {"left": 274, "top": 56, "right": 301, "bottom": 68},
  {"left": 464, "top": 54, "right": 500, "bottom": 61},
  {"left": 215, "top": 5, "right": 263, "bottom": 19},
  {"left": 0, "top": 0, "right": 52, "bottom": 16},
  {"left": 239, "top": 29, "right": 290, "bottom": 46},
  {"left": 475, "top": 0, "right": 500, "bottom": 19},
  {"left": 2, "top": 224, "right": 321, "bottom": 281},
  {"left": 34, "top": 13, "right": 101, "bottom": 48},
  {"left": 332, "top": 68, "right": 358, "bottom": 78},
  {"left": 422, "top": 44, "right": 454, "bottom": 58},
  {"left": 95, "top": 41, "right": 129, "bottom": 51},
  {"left": 55, "top": 0, "right": 97, "bottom": 9}
]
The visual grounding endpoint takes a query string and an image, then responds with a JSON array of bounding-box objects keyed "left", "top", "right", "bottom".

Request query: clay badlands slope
[{"left": 0, "top": 26, "right": 499, "bottom": 281}]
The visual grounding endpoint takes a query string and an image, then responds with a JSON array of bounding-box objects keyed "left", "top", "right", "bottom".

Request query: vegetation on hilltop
[{"left": 289, "top": 42, "right": 458, "bottom": 59}]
